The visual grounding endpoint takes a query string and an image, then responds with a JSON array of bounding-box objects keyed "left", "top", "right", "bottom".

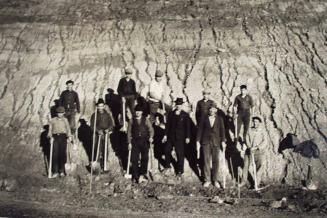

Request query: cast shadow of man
[
  {"left": 224, "top": 111, "right": 244, "bottom": 181},
  {"left": 77, "top": 119, "right": 93, "bottom": 164},
  {"left": 105, "top": 88, "right": 121, "bottom": 126},
  {"left": 40, "top": 125, "right": 50, "bottom": 176},
  {"left": 50, "top": 99, "right": 61, "bottom": 118}
]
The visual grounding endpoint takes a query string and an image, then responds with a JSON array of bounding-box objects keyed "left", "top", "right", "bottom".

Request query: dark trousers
[
  {"left": 52, "top": 134, "right": 67, "bottom": 174},
  {"left": 131, "top": 138, "right": 149, "bottom": 179},
  {"left": 149, "top": 101, "right": 160, "bottom": 123},
  {"left": 237, "top": 110, "right": 251, "bottom": 142},
  {"left": 203, "top": 142, "right": 220, "bottom": 182},
  {"left": 93, "top": 134, "right": 106, "bottom": 168},
  {"left": 123, "top": 95, "right": 135, "bottom": 115},
  {"left": 65, "top": 110, "right": 76, "bottom": 133},
  {"left": 165, "top": 140, "right": 185, "bottom": 174}
]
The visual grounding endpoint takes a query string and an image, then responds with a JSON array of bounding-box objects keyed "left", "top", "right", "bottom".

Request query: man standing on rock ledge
[
  {"left": 146, "top": 70, "right": 169, "bottom": 123},
  {"left": 48, "top": 106, "right": 72, "bottom": 178},
  {"left": 117, "top": 68, "right": 137, "bottom": 116},
  {"left": 195, "top": 88, "right": 214, "bottom": 126},
  {"left": 162, "top": 98, "right": 191, "bottom": 180},
  {"left": 233, "top": 84, "right": 254, "bottom": 144},
  {"left": 59, "top": 80, "right": 80, "bottom": 135}
]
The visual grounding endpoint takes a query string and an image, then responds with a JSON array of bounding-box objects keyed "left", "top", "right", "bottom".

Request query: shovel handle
[
  {"left": 222, "top": 147, "right": 226, "bottom": 189},
  {"left": 48, "top": 138, "right": 54, "bottom": 178},
  {"left": 251, "top": 152, "right": 258, "bottom": 191},
  {"left": 126, "top": 149, "right": 131, "bottom": 175},
  {"left": 104, "top": 133, "right": 108, "bottom": 171}
]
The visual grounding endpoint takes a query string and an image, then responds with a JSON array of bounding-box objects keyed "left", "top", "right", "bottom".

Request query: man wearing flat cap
[
  {"left": 48, "top": 106, "right": 72, "bottom": 178},
  {"left": 117, "top": 68, "right": 137, "bottom": 116},
  {"left": 196, "top": 102, "right": 226, "bottom": 188},
  {"left": 90, "top": 98, "right": 115, "bottom": 170},
  {"left": 59, "top": 80, "right": 80, "bottom": 135},
  {"left": 162, "top": 98, "right": 191, "bottom": 179},
  {"left": 240, "top": 116, "right": 267, "bottom": 188},
  {"left": 127, "top": 104, "right": 154, "bottom": 183},
  {"left": 195, "top": 88, "right": 214, "bottom": 126},
  {"left": 146, "top": 70, "right": 169, "bottom": 123}
]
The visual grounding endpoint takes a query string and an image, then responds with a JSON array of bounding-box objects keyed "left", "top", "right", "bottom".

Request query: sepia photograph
[{"left": 0, "top": 0, "right": 326, "bottom": 217}]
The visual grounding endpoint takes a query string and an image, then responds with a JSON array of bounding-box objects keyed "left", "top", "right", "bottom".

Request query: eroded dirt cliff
[{"left": 0, "top": 0, "right": 326, "bottom": 185}]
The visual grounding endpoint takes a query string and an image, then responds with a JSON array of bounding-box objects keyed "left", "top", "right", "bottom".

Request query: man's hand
[
  {"left": 196, "top": 141, "right": 201, "bottom": 159},
  {"left": 185, "top": 138, "right": 190, "bottom": 144},
  {"left": 149, "top": 137, "right": 153, "bottom": 144},
  {"left": 222, "top": 141, "right": 227, "bottom": 150},
  {"left": 162, "top": 135, "right": 167, "bottom": 143},
  {"left": 128, "top": 143, "right": 132, "bottom": 151},
  {"left": 98, "top": 130, "right": 104, "bottom": 135},
  {"left": 122, "top": 97, "right": 126, "bottom": 103}
]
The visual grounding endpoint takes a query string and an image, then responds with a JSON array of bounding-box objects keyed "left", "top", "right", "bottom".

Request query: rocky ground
[{"left": 0, "top": 0, "right": 326, "bottom": 216}]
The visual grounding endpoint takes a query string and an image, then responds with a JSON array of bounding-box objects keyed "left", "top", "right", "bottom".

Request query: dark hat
[
  {"left": 125, "top": 68, "right": 133, "bottom": 75},
  {"left": 203, "top": 88, "right": 211, "bottom": 94},
  {"left": 240, "top": 84, "right": 247, "bottom": 89},
  {"left": 252, "top": 116, "right": 262, "bottom": 123},
  {"left": 209, "top": 102, "right": 218, "bottom": 109},
  {"left": 66, "top": 80, "right": 74, "bottom": 85},
  {"left": 96, "top": 98, "right": 105, "bottom": 105},
  {"left": 107, "top": 88, "right": 114, "bottom": 93},
  {"left": 135, "top": 104, "right": 143, "bottom": 112},
  {"left": 56, "top": 106, "right": 65, "bottom": 113},
  {"left": 155, "top": 70, "right": 164, "bottom": 77},
  {"left": 174, "top": 98, "right": 184, "bottom": 105}
]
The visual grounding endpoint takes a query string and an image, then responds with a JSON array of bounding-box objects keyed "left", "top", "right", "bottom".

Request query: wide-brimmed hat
[
  {"left": 96, "top": 98, "right": 105, "bottom": 105},
  {"left": 135, "top": 104, "right": 143, "bottom": 112},
  {"left": 56, "top": 106, "right": 65, "bottom": 113},
  {"left": 209, "top": 102, "right": 218, "bottom": 109},
  {"left": 174, "top": 98, "right": 184, "bottom": 105}
]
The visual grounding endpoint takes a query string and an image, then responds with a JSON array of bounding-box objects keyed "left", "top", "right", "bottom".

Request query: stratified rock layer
[{"left": 0, "top": 0, "right": 326, "bottom": 185}]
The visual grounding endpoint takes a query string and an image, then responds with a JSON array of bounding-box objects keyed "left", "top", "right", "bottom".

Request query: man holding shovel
[
  {"left": 127, "top": 104, "right": 154, "bottom": 183},
  {"left": 90, "top": 99, "right": 115, "bottom": 172},
  {"left": 240, "top": 116, "right": 267, "bottom": 189},
  {"left": 196, "top": 102, "right": 226, "bottom": 188},
  {"left": 47, "top": 106, "right": 72, "bottom": 178},
  {"left": 117, "top": 68, "right": 137, "bottom": 116}
]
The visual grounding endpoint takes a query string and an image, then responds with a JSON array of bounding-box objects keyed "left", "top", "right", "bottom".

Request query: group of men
[{"left": 47, "top": 69, "right": 268, "bottom": 189}]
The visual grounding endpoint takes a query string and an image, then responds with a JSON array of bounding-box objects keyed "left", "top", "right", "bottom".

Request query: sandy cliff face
[{"left": 0, "top": 0, "right": 326, "bottom": 185}]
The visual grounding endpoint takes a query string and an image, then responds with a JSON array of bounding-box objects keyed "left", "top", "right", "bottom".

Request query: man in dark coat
[
  {"left": 197, "top": 102, "right": 226, "bottom": 188},
  {"left": 117, "top": 68, "right": 137, "bottom": 116},
  {"left": 162, "top": 98, "right": 191, "bottom": 179},
  {"left": 195, "top": 88, "right": 214, "bottom": 125},
  {"left": 90, "top": 99, "right": 115, "bottom": 170},
  {"left": 59, "top": 80, "right": 80, "bottom": 134},
  {"left": 233, "top": 84, "right": 254, "bottom": 144},
  {"left": 127, "top": 104, "right": 154, "bottom": 183}
]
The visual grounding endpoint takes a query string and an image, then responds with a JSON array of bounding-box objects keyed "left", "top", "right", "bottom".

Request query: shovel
[
  {"left": 222, "top": 146, "right": 226, "bottom": 189},
  {"left": 90, "top": 106, "right": 98, "bottom": 193},
  {"left": 91, "top": 134, "right": 102, "bottom": 173},
  {"left": 251, "top": 152, "right": 258, "bottom": 191},
  {"left": 65, "top": 139, "right": 77, "bottom": 175},
  {"left": 124, "top": 148, "right": 132, "bottom": 179},
  {"left": 48, "top": 138, "right": 54, "bottom": 178},
  {"left": 121, "top": 97, "right": 127, "bottom": 132},
  {"left": 104, "top": 132, "right": 109, "bottom": 171}
]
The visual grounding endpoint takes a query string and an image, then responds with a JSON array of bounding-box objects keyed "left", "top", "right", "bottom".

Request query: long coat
[
  {"left": 196, "top": 114, "right": 226, "bottom": 146},
  {"left": 166, "top": 110, "right": 191, "bottom": 147}
]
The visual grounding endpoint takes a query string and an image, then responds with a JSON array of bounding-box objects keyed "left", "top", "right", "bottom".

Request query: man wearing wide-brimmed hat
[
  {"left": 195, "top": 88, "right": 214, "bottom": 125},
  {"left": 162, "top": 98, "right": 191, "bottom": 180},
  {"left": 117, "top": 68, "right": 137, "bottom": 115},
  {"left": 127, "top": 104, "right": 154, "bottom": 183},
  {"left": 146, "top": 70, "right": 170, "bottom": 123},
  {"left": 90, "top": 98, "right": 115, "bottom": 171},
  {"left": 48, "top": 106, "right": 72, "bottom": 178},
  {"left": 197, "top": 102, "right": 226, "bottom": 188}
]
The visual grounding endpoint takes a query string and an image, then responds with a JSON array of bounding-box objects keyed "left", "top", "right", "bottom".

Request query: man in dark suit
[
  {"left": 196, "top": 102, "right": 226, "bottom": 188},
  {"left": 162, "top": 98, "right": 190, "bottom": 179}
]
